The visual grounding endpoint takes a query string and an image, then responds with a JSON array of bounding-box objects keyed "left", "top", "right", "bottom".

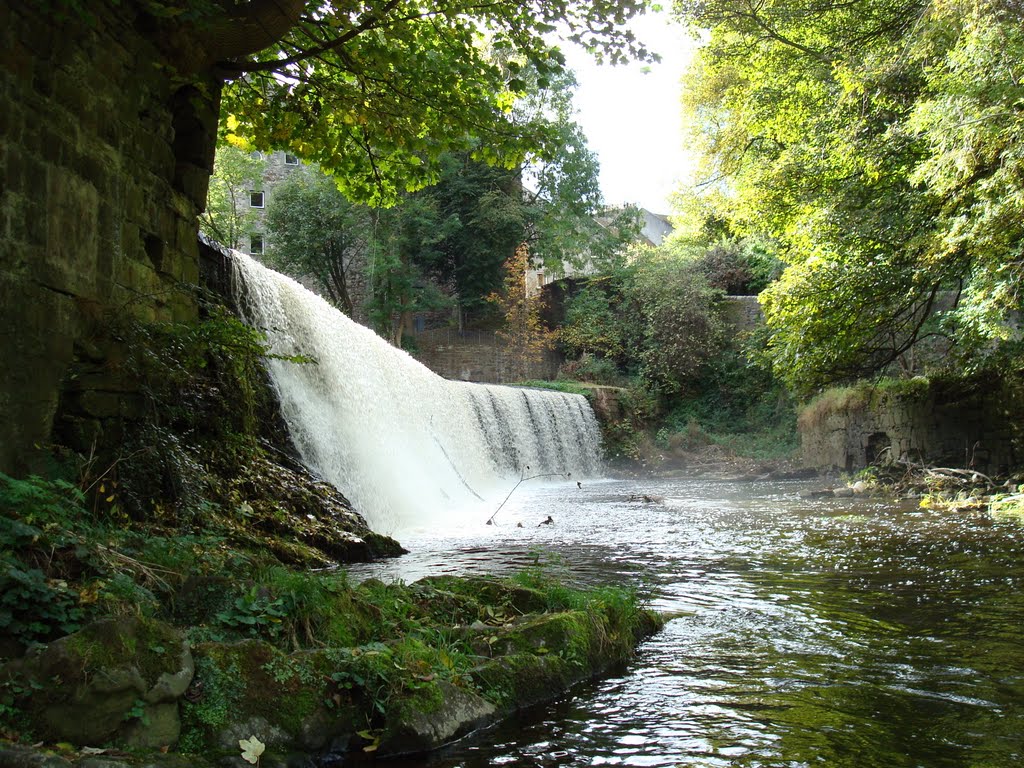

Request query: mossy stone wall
[
  {"left": 799, "top": 380, "right": 1024, "bottom": 472},
  {"left": 0, "top": 3, "right": 219, "bottom": 473}
]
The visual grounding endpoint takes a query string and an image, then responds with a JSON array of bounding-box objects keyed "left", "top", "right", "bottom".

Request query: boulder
[
  {"left": 0, "top": 617, "right": 193, "bottom": 747},
  {"left": 0, "top": 744, "right": 73, "bottom": 767},
  {"left": 378, "top": 681, "right": 496, "bottom": 756}
]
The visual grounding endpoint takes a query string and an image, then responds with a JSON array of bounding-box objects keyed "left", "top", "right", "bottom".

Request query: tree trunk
[{"left": 159, "top": 0, "right": 307, "bottom": 74}]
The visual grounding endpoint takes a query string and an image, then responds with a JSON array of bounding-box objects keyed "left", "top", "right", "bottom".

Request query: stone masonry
[
  {"left": 798, "top": 382, "right": 1024, "bottom": 473},
  {"left": 1, "top": 3, "right": 218, "bottom": 473}
]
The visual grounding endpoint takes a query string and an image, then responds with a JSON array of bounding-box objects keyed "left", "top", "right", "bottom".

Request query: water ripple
[{"left": 347, "top": 477, "right": 1024, "bottom": 768}]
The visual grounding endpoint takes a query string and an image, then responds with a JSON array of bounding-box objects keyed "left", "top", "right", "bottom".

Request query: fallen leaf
[{"left": 239, "top": 735, "right": 265, "bottom": 765}]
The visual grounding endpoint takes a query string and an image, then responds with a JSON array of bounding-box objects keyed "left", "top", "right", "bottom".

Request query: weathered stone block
[
  {"left": 0, "top": 744, "right": 73, "bottom": 768},
  {"left": 2, "top": 2, "right": 214, "bottom": 472},
  {"left": 800, "top": 382, "right": 1024, "bottom": 471}
]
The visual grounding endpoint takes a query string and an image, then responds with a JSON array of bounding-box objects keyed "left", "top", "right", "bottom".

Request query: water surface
[{"left": 351, "top": 476, "right": 1024, "bottom": 767}]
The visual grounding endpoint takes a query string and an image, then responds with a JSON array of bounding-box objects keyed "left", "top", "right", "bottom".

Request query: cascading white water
[{"left": 229, "top": 252, "right": 604, "bottom": 535}]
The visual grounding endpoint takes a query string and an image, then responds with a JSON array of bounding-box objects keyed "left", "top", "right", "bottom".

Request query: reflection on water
[{"left": 348, "top": 477, "right": 1024, "bottom": 767}]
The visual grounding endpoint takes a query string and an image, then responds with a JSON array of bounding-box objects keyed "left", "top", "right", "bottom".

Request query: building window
[
  {"left": 249, "top": 191, "right": 264, "bottom": 208},
  {"left": 250, "top": 234, "right": 264, "bottom": 255},
  {"left": 284, "top": 153, "right": 299, "bottom": 165}
]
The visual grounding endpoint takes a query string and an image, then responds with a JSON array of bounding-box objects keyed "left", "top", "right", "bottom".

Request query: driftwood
[
  {"left": 893, "top": 457, "right": 996, "bottom": 489},
  {"left": 486, "top": 469, "right": 573, "bottom": 525}
]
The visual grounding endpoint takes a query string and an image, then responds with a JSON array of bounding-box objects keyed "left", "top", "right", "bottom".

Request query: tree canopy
[
  {"left": 265, "top": 169, "right": 372, "bottom": 316},
  {"left": 159, "top": 0, "right": 655, "bottom": 205},
  {"left": 206, "top": 50, "right": 638, "bottom": 339},
  {"left": 676, "top": 0, "right": 1024, "bottom": 393}
]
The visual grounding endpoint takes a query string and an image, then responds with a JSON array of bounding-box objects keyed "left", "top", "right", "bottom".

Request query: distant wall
[
  {"left": 413, "top": 293, "right": 764, "bottom": 384},
  {"left": 798, "top": 381, "right": 1024, "bottom": 472},
  {"left": 0, "top": 3, "right": 219, "bottom": 472},
  {"left": 720, "top": 295, "right": 764, "bottom": 334},
  {"left": 412, "top": 329, "right": 561, "bottom": 383},
  {"left": 411, "top": 292, "right": 765, "bottom": 382}
]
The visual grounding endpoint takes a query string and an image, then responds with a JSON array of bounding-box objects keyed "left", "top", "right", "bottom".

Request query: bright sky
[{"left": 564, "top": 10, "right": 701, "bottom": 214}]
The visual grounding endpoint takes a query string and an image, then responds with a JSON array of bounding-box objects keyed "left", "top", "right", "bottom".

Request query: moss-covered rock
[
  {"left": 416, "top": 575, "right": 550, "bottom": 616},
  {"left": 473, "top": 652, "right": 576, "bottom": 711},
  {"left": 489, "top": 611, "right": 596, "bottom": 665},
  {"left": 468, "top": 605, "right": 663, "bottom": 714},
  {"left": 0, "top": 743, "right": 74, "bottom": 767},
  {"left": 179, "top": 640, "right": 356, "bottom": 757},
  {"left": 0, "top": 618, "right": 192, "bottom": 747},
  {"left": 1, "top": 573, "right": 662, "bottom": 765},
  {"left": 378, "top": 680, "right": 496, "bottom": 756}
]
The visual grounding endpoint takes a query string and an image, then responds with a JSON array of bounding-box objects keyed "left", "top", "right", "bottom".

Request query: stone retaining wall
[
  {"left": 413, "top": 295, "right": 762, "bottom": 384},
  {"left": 720, "top": 295, "right": 764, "bottom": 333},
  {"left": 798, "top": 381, "right": 1024, "bottom": 472},
  {"left": 0, "top": 3, "right": 218, "bottom": 473},
  {"left": 412, "top": 328, "right": 562, "bottom": 383}
]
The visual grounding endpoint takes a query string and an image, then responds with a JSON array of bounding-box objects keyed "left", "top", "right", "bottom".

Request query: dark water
[{"left": 350, "top": 477, "right": 1024, "bottom": 767}]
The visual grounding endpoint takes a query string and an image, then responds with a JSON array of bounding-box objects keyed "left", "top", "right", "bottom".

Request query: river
[{"left": 350, "top": 475, "right": 1024, "bottom": 767}]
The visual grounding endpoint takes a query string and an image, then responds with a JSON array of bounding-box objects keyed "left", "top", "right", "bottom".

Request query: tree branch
[
  {"left": 187, "top": 0, "right": 309, "bottom": 72},
  {"left": 217, "top": 0, "right": 404, "bottom": 75}
]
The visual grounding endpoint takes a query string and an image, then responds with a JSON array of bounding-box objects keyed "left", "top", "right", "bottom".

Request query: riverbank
[
  {"left": 0, "top": 440, "right": 659, "bottom": 766},
  {"left": 358, "top": 473, "right": 1024, "bottom": 767},
  {"left": 846, "top": 460, "right": 1024, "bottom": 517},
  {"left": 0, "top": 469, "right": 660, "bottom": 762},
  {"left": 635, "top": 446, "right": 1024, "bottom": 520},
  {"left": 0, "top": 564, "right": 659, "bottom": 767},
  {"left": 644, "top": 448, "right": 1024, "bottom": 517}
]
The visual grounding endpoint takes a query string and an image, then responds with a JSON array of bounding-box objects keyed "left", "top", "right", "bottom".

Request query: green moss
[
  {"left": 57, "top": 617, "right": 181, "bottom": 685},
  {"left": 180, "top": 640, "right": 328, "bottom": 751},
  {"left": 178, "top": 652, "right": 245, "bottom": 752},
  {"left": 416, "top": 575, "right": 548, "bottom": 618},
  {"left": 5, "top": 561, "right": 658, "bottom": 759},
  {"left": 494, "top": 612, "right": 593, "bottom": 669},
  {"left": 799, "top": 377, "right": 933, "bottom": 432},
  {"left": 398, "top": 677, "right": 446, "bottom": 717},
  {"left": 472, "top": 653, "right": 573, "bottom": 710}
]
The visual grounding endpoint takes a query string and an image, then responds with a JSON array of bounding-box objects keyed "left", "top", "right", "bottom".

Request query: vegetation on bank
[
  {"left": 840, "top": 457, "right": 1024, "bottom": 518},
  {"left": 676, "top": 0, "right": 1024, "bottom": 396},
  {"left": 489, "top": 0, "right": 1020, "bottom": 473},
  {"left": 544, "top": 237, "right": 797, "bottom": 467},
  {"left": 0, "top": 469, "right": 655, "bottom": 761}
]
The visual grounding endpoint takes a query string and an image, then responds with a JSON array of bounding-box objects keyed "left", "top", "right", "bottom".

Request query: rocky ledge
[{"left": 0, "top": 574, "right": 662, "bottom": 766}]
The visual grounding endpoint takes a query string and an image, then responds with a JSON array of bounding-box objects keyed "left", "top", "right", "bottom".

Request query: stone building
[
  {"left": 240, "top": 149, "right": 304, "bottom": 258},
  {"left": 230, "top": 151, "right": 372, "bottom": 324}
]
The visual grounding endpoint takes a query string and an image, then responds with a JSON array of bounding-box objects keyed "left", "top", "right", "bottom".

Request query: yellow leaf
[{"left": 226, "top": 133, "right": 252, "bottom": 151}]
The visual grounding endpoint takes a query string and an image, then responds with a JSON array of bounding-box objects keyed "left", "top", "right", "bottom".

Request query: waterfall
[{"left": 229, "top": 252, "right": 603, "bottom": 535}]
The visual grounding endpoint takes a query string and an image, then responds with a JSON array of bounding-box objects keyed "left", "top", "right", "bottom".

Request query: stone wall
[
  {"left": 414, "top": 293, "right": 763, "bottom": 384},
  {"left": 412, "top": 329, "right": 561, "bottom": 383},
  {"left": 798, "top": 380, "right": 1024, "bottom": 473},
  {"left": 720, "top": 295, "right": 764, "bottom": 334},
  {"left": 0, "top": 4, "right": 218, "bottom": 473}
]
